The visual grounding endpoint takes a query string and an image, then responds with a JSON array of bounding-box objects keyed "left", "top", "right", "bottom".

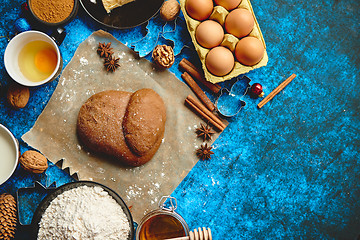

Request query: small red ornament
[
  {"left": 21, "top": 2, "right": 30, "bottom": 13},
  {"left": 250, "top": 83, "right": 264, "bottom": 98}
]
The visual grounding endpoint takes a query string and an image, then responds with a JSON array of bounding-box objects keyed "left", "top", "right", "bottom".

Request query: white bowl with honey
[{"left": 4, "top": 30, "right": 62, "bottom": 87}]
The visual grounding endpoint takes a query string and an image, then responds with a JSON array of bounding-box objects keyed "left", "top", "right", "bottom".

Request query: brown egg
[
  {"left": 185, "top": 0, "right": 213, "bottom": 21},
  {"left": 195, "top": 20, "right": 224, "bottom": 49},
  {"left": 214, "top": 0, "right": 242, "bottom": 11},
  {"left": 235, "top": 36, "right": 264, "bottom": 66},
  {"left": 225, "top": 8, "right": 254, "bottom": 38},
  {"left": 205, "top": 46, "right": 235, "bottom": 76}
]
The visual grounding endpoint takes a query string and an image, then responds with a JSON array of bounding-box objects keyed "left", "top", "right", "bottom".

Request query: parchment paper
[{"left": 22, "top": 30, "right": 226, "bottom": 222}]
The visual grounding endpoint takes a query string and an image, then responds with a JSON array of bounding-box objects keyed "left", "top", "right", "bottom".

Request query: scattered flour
[
  {"left": 37, "top": 185, "right": 130, "bottom": 240},
  {"left": 80, "top": 57, "right": 89, "bottom": 66}
]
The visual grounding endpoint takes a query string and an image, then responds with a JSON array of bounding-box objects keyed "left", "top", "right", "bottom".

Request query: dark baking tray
[
  {"left": 31, "top": 181, "right": 134, "bottom": 239},
  {"left": 80, "top": 0, "right": 164, "bottom": 29}
]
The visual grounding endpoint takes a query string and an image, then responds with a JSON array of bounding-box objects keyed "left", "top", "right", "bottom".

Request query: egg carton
[{"left": 179, "top": 0, "right": 268, "bottom": 84}]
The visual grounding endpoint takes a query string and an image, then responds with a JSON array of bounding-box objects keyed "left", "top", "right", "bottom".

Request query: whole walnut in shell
[
  {"left": 19, "top": 150, "right": 48, "bottom": 173},
  {"left": 160, "top": 0, "right": 180, "bottom": 21},
  {"left": 6, "top": 83, "right": 30, "bottom": 109},
  {"left": 152, "top": 45, "right": 175, "bottom": 68}
]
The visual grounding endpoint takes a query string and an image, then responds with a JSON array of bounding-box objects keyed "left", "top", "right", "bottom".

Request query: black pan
[
  {"left": 31, "top": 181, "right": 134, "bottom": 240},
  {"left": 80, "top": 0, "right": 164, "bottom": 29}
]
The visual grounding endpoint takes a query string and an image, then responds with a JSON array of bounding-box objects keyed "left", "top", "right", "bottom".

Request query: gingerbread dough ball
[
  {"left": 123, "top": 88, "right": 166, "bottom": 156},
  {"left": 77, "top": 89, "right": 166, "bottom": 166}
]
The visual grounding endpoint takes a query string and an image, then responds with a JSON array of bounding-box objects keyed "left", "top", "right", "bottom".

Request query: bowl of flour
[{"left": 32, "top": 181, "right": 134, "bottom": 240}]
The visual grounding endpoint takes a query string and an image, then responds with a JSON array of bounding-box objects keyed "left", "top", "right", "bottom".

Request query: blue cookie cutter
[
  {"left": 131, "top": 13, "right": 192, "bottom": 58},
  {"left": 215, "top": 75, "right": 251, "bottom": 117},
  {"left": 16, "top": 159, "right": 79, "bottom": 226},
  {"left": 17, "top": 180, "right": 56, "bottom": 226}
]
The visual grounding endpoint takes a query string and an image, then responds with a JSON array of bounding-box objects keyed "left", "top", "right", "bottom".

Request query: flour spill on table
[{"left": 80, "top": 57, "right": 89, "bottom": 66}]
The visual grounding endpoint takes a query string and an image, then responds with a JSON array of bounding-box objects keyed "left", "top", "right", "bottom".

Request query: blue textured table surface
[{"left": 1, "top": 0, "right": 359, "bottom": 239}]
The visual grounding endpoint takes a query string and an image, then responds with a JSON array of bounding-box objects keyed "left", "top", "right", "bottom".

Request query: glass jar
[{"left": 136, "top": 196, "right": 189, "bottom": 240}]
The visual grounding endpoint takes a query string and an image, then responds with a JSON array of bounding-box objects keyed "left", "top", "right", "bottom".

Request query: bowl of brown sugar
[{"left": 28, "top": 0, "right": 79, "bottom": 27}]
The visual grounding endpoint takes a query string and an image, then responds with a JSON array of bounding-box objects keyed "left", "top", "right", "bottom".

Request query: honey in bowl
[
  {"left": 18, "top": 40, "right": 58, "bottom": 82},
  {"left": 138, "top": 213, "right": 187, "bottom": 240}
]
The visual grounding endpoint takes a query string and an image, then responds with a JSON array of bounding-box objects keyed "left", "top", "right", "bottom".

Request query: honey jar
[{"left": 136, "top": 196, "right": 189, "bottom": 240}]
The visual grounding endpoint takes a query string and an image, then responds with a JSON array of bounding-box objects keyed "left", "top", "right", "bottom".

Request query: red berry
[
  {"left": 21, "top": 2, "right": 29, "bottom": 13},
  {"left": 250, "top": 83, "right": 264, "bottom": 98}
]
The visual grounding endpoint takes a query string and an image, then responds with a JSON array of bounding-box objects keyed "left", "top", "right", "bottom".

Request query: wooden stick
[
  {"left": 179, "top": 58, "right": 221, "bottom": 94},
  {"left": 257, "top": 74, "right": 297, "bottom": 109},
  {"left": 185, "top": 95, "right": 226, "bottom": 131},
  {"left": 165, "top": 227, "right": 212, "bottom": 240},
  {"left": 182, "top": 72, "right": 215, "bottom": 112},
  {"left": 165, "top": 237, "right": 189, "bottom": 240}
]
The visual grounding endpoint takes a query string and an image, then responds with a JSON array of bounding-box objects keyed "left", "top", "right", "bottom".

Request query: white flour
[{"left": 38, "top": 185, "right": 130, "bottom": 240}]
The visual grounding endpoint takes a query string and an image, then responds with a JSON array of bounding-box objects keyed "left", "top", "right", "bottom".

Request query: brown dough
[
  {"left": 123, "top": 88, "right": 166, "bottom": 156},
  {"left": 77, "top": 89, "right": 166, "bottom": 166}
]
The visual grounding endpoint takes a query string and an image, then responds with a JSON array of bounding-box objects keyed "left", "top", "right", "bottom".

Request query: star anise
[
  {"left": 196, "top": 143, "right": 214, "bottom": 160},
  {"left": 97, "top": 42, "right": 114, "bottom": 58},
  {"left": 104, "top": 55, "right": 120, "bottom": 72},
  {"left": 196, "top": 123, "right": 215, "bottom": 141}
]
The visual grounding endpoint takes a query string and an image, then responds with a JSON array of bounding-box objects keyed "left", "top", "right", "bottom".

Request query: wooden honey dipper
[{"left": 165, "top": 227, "right": 212, "bottom": 240}]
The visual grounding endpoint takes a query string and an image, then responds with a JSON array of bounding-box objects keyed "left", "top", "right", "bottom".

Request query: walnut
[
  {"left": 152, "top": 45, "right": 175, "bottom": 68},
  {"left": 6, "top": 83, "right": 30, "bottom": 109},
  {"left": 19, "top": 150, "right": 48, "bottom": 173},
  {"left": 160, "top": 0, "right": 180, "bottom": 21}
]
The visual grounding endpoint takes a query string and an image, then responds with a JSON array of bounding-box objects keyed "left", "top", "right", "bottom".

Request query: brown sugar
[{"left": 30, "top": 0, "right": 74, "bottom": 23}]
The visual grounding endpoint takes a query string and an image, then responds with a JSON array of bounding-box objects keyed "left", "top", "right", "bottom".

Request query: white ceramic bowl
[
  {"left": 4, "top": 30, "right": 62, "bottom": 87},
  {"left": 0, "top": 124, "right": 19, "bottom": 185}
]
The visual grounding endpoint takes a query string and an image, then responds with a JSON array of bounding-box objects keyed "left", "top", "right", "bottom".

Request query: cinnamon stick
[
  {"left": 185, "top": 95, "right": 226, "bottom": 131},
  {"left": 187, "top": 95, "right": 226, "bottom": 129},
  {"left": 182, "top": 72, "right": 215, "bottom": 112},
  {"left": 179, "top": 58, "right": 221, "bottom": 94},
  {"left": 258, "top": 74, "right": 297, "bottom": 109},
  {"left": 185, "top": 99, "right": 224, "bottom": 131}
]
